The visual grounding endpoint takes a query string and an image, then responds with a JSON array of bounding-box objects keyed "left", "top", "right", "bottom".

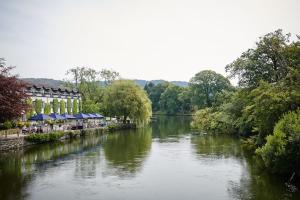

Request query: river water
[{"left": 0, "top": 116, "right": 299, "bottom": 200}]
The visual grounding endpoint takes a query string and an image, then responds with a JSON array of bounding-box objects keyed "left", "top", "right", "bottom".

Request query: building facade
[{"left": 25, "top": 84, "right": 82, "bottom": 115}]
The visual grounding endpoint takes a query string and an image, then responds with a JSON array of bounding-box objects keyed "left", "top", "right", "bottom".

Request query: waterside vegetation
[{"left": 191, "top": 29, "right": 300, "bottom": 178}]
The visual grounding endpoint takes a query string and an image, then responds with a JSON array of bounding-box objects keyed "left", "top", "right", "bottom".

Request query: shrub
[
  {"left": 73, "top": 99, "right": 78, "bottom": 114},
  {"left": 52, "top": 98, "right": 59, "bottom": 113},
  {"left": 67, "top": 98, "right": 72, "bottom": 114},
  {"left": 3, "top": 121, "right": 13, "bottom": 130},
  {"left": 256, "top": 109, "right": 300, "bottom": 175},
  {"left": 44, "top": 102, "right": 51, "bottom": 114},
  {"left": 60, "top": 100, "right": 66, "bottom": 114},
  {"left": 25, "top": 131, "right": 65, "bottom": 143},
  {"left": 35, "top": 99, "right": 43, "bottom": 114},
  {"left": 191, "top": 108, "right": 234, "bottom": 134}
]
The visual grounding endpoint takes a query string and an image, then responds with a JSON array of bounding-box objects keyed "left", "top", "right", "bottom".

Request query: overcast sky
[{"left": 0, "top": 0, "right": 299, "bottom": 82}]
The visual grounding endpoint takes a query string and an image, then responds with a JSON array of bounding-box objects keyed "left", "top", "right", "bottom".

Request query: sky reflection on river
[{"left": 0, "top": 116, "right": 299, "bottom": 200}]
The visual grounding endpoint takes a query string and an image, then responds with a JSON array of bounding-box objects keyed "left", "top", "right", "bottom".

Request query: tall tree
[
  {"left": 146, "top": 82, "right": 169, "bottom": 112},
  {"left": 52, "top": 98, "right": 59, "bottom": 114},
  {"left": 67, "top": 98, "right": 72, "bottom": 114},
  {"left": 103, "top": 80, "right": 152, "bottom": 125},
  {"left": 0, "top": 58, "right": 29, "bottom": 122},
  {"left": 60, "top": 100, "right": 66, "bottom": 114},
  {"left": 190, "top": 70, "right": 231, "bottom": 108},
  {"left": 44, "top": 102, "right": 51, "bottom": 114},
  {"left": 100, "top": 69, "right": 120, "bottom": 86},
  {"left": 35, "top": 99, "right": 43, "bottom": 114},
  {"left": 159, "top": 84, "right": 183, "bottom": 114},
  {"left": 72, "top": 99, "right": 78, "bottom": 114},
  {"left": 226, "top": 29, "right": 291, "bottom": 88}
]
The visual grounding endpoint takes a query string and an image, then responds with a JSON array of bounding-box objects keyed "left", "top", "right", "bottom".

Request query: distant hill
[
  {"left": 22, "top": 78, "right": 189, "bottom": 88},
  {"left": 22, "top": 78, "right": 65, "bottom": 88},
  {"left": 133, "top": 79, "right": 188, "bottom": 87}
]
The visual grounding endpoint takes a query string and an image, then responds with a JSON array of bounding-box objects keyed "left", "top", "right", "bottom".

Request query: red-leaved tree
[{"left": 0, "top": 58, "right": 29, "bottom": 123}]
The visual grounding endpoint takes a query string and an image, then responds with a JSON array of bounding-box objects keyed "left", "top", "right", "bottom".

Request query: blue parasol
[{"left": 29, "top": 114, "right": 54, "bottom": 121}]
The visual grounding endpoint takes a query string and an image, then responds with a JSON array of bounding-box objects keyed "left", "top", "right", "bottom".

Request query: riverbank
[{"left": 0, "top": 123, "right": 136, "bottom": 152}]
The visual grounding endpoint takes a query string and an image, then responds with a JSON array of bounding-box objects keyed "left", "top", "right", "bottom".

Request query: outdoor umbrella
[
  {"left": 92, "top": 113, "right": 104, "bottom": 119},
  {"left": 49, "top": 113, "right": 66, "bottom": 120},
  {"left": 29, "top": 114, "right": 54, "bottom": 121},
  {"left": 74, "top": 113, "right": 90, "bottom": 119},
  {"left": 61, "top": 113, "right": 76, "bottom": 119},
  {"left": 87, "top": 113, "right": 97, "bottom": 119}
]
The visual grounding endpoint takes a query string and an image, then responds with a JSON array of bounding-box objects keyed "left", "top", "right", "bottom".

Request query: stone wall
[{"left": 0, "top": 137, "right": 26, "bottom": 151}]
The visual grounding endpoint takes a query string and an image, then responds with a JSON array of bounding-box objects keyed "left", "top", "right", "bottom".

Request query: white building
[{"left": 25, "top": 84, "right": 82, "bottom": 114}]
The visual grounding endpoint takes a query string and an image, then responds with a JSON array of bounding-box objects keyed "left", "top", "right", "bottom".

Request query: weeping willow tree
[{"left": 103, "top": 80, "right": 152, "bottom": 126}]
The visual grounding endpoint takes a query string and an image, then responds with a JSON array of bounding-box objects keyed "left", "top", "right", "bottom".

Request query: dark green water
[{"left": 0, "top": 116, "right": 299, "bottom": 200}]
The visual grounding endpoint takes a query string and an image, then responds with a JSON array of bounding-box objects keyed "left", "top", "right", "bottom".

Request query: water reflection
[
  {"left": 0, "top": 136, "right": 104, "bottom": 200},
  {"left": 191, "top": 134, "right": 243, "bottom": 159},
  {"left": 0, "top": 116, "right": 299, "bottom": 200},
  {"left": 152, "top": 115, "right": 191, "bottom": 141},
  {"left": 103, "top": 127, "right": 152, "bottom": 177}
]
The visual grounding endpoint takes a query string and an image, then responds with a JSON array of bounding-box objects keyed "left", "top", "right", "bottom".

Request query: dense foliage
[
  {"left": 72, "top": 99, "right": 78, "bottom": 114},
  {"left": 44, "top": 102, "right": 51, "bottom": 115},
  {"left": 190, "top": 70, "right": 232, "bottom": 108},
  {"left": 0, "top": 58, "right": 29, "bottom": 122},
  {"left": 26, "top": 132, "right": 65, "bottom": 143},
  {"left": 52, "top": 98, "right": 59, "bottom": 114},
  {"left": 35, "top": 99, "right": 43, "bottom": 114},
  {"left": 60, "top": 100, "right": 66, "bottom": 114},
  {"left": 256, "top": 109, "right": 300, "bottom": 175},
  {"left": 67, "top": 98, "right": 72, "bottom": 114},
  {"left": 103, "top": 80, "right": 152, "bottom": 125},
  {"left": 191, "top": 29, "right": 300, "bottom": 176},
  {"left": 144, "top": 70, "right": 230, "bottom": 114}
]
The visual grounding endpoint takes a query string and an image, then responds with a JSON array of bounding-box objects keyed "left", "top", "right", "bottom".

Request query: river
[{"left": 0, "top": 116, "right": 299, "bottom": 200}]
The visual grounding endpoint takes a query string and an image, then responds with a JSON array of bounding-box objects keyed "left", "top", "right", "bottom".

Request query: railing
[{"left": 0, "top": 129, "right": 20, "bottom": 138}]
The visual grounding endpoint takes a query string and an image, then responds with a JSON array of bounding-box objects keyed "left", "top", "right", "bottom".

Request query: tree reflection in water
[{"left": 103, "top": 127, "right": 152, "bottom": 177}]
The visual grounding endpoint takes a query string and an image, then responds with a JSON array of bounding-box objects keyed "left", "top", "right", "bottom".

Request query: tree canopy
[
  {"left": 189, "top": 70, "right": 232, "bottom": 108},
  {"left": 103, "top": 80, "right": 152, "bottom": 125},
  {"left": 0, "top": 58, "right": 29, "bottom": 122}
]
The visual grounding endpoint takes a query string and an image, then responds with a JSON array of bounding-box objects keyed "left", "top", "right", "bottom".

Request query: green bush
[
  {"left": 73, "top": 99, "right": 78, "bottom": 114},
  {"left": 191, "top": 108, "right": 234, "bottom": 134},
  {"left": 3, "top": 121, "right": 13, "bottom": 130},
  {"left": 256, "top": 109, "right": 300, "bottom": 175},
  {"left": 52, "top": 98, "right": 59, "bottom": 113},
  {"left": 67, "top": 98, "right": 72, "bottom": 114},
  {"left": 44, "top": 102, "right": 51, "bottom": 114},
  {"left": 35, "top": 99, "right": 43, "bottom": 114},
  {"left": 60, "top": 100, "right": 66, "bottom": 114},
  {"left": 25, "top": 132, "right": 65, "bottom": 143}
]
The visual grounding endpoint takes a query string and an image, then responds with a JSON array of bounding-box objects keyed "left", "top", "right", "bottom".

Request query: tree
[
  {"left": 100, "top": 69, "right": 120, "bottom": 86},
  {"left": 256, "top": 109, "right": 300, "bottom": 175},
  {"left": 159, "top": 84, "right": 182, "bottom": 114},
  {"left": 35, "top": 99, "right": 43, "bottom": 114},
  {"left": 226, "top": 29, "right": 291, "bottom": 88},
  {"left": 78, "top": 100, "right": 82, "bottom": 113},
  {"left": 178, "top": 87, "right": 192, "bottom": 113},
  {"left": 52, "top": 98, "right": 59, "bottom": 114},
  {"left": 0, "top": 58, "right": 29, "bottom": 122},
  {"left": 67, "top": 98, "right": 72, "bottom": 114},
  {"left": 190, "top": 70, "right": 231, "bottom": 108},
  {"left": 72, "top": 99, "right": 78, "bottom": 114},
  {"left": 103, "top": 80, "right": 152, "bottom": 125},
  {"left": 44, "top": 102, "right": 51, "bottom": 114},
  {"left": 60, "top": 100, "right": 66, "bottom": 114},
  {"left": 145, "top": 82, "right": 169, "bottom": 112},
  {"left": 144, "top": 82, "right": 155, "bottom": 94},
  {"left": 25, "top": 98, "right": 35, "bottom": 119}
]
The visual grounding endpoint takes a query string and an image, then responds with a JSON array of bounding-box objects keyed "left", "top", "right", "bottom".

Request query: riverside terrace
[
  {"left": 24, "top": 84, "right": 82, "bottom": 117},
  {"left": 20, "top": 113, "right": 106, "bottom": 134}
]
